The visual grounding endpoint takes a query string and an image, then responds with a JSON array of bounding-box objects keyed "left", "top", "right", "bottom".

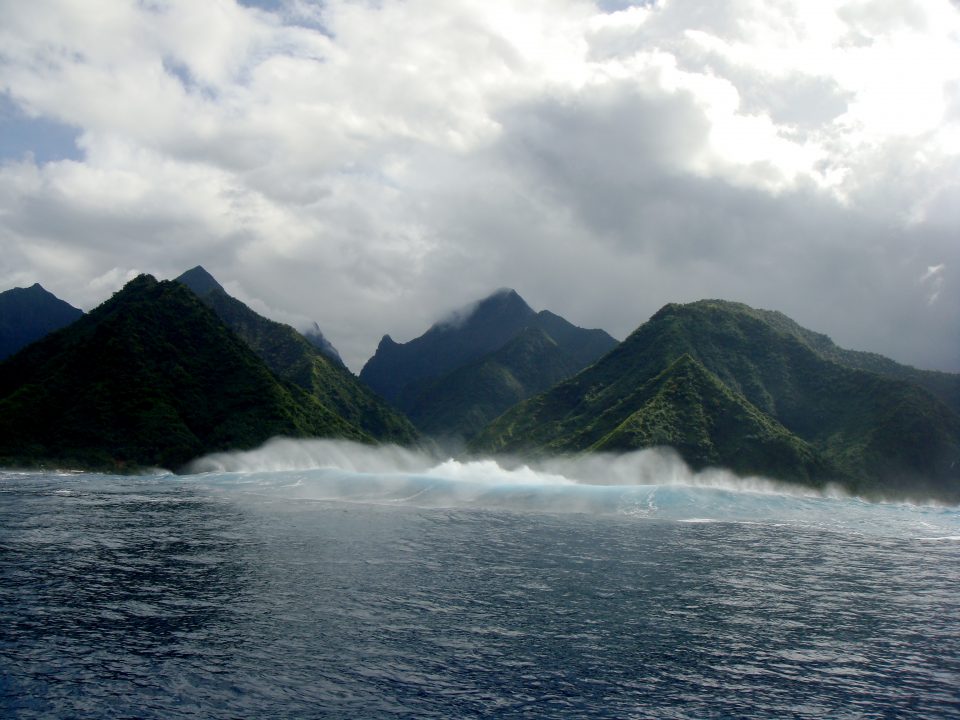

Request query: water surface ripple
[{"left": 2, "top": 470, "right": 959, "bottom": 718}]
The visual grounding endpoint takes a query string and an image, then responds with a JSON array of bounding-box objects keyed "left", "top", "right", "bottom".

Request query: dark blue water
[{"left": 2, "top": 463, "right": 960, "bottom": 719}]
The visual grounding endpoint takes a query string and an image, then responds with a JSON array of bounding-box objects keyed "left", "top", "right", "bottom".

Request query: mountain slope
[
  {"left": 360, "top": 289, "right": 540, "bottom": 405},
  {"left": 592, "top": 354, "right": 830, "bottom": 484},
  {"left": 407, "top": 326, "right": 594, "bottom": 439},
  {"left": 473, "top": 300, "right": 960, "bottom": 499},
  {"left": 175, "top": 266, "right": 417, "bottom": 444},
  {"left": 303, "top": 322, "right": 345, "bottom": 367},
  {"left": 0, "top": 283, "right": 84, "bottom": 360},
  {"left": 360, "top": 289, "right": 618, "bottom": 438},
  {"left": 0, "top": 275, "right": 365, "bottom": 471},
  {"left": 689, "top": 300, "right": 960, "bottom": 415}
]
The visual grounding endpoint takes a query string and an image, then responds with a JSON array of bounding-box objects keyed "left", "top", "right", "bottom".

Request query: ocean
[{"left": 2, "top": 440, "right": 959, "bottom": 718}]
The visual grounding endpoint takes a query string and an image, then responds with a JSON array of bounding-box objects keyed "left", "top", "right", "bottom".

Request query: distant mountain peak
[
  {"left": 175, "top": 266, "right": 225, "bottom": 297},
  {"left": 359, "top": 288, "right": 617, "bottom": 425},
  {"left": 0, "top": 282, "right": 84, "bottom": 361},
  {"left": 175, "top": 267, "right": 347, "bottom": 368},
  {"left": 489, "top": 287, "right": 522, "bottom": 301},
  {"left": 171, "top": 271, "right": 415, "bottom": 444},
  {"left": 11, "top": 282, "right": 56, "bottom": 298},
  {"left": 303, "top": 321, "right": 345, "bottom": 367},
  {"left": 480, "top": 287, "right": 528, "bottom": 308},
  {"left": 433, "top": 288, "right": 534, "bottom": 332}
]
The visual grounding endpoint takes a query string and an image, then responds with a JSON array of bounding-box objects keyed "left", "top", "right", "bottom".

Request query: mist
[
  {"left": 188, "top": 438, "right": 827, "bottom": 495},
  {"left": 179, "top": 439, "right": 960, "bottom": 538}
]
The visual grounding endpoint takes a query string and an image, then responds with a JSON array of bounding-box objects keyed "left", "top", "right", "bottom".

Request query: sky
[{"left": 0, "top": 0, "right": 958, "bottom": 373}]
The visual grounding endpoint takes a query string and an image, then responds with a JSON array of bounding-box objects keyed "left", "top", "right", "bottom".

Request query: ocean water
[{"left": 2, "top": 441, "right": 959, "bottom": 719}]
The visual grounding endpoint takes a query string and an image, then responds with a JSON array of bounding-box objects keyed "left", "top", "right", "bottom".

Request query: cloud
[
  {"left": 0, "top": 0, "right": 958, "bottom": 373},
  {"left": 921, "top": 263, "right": 946, "bottom": 305}
]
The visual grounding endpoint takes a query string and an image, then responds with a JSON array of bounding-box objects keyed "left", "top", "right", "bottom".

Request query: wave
[
  {"left": 188, "top": 438, "right": 833, "bottom": 493},
  {"left": 184, "top": 439, "right": 960, "bottom": 537}
]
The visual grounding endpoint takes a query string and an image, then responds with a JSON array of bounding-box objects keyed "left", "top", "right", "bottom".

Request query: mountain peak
[
  {"left": 10, "top": 282, "right": 57, "bottom": 299},
  {"left": 359, "top": 288, "right": 617, "bottom": 422},
  {"left": 361, "top": 290, "right": 538, "bottom": 404},
  {"left": 0, "top": 282, "right": 85, "bottom": 361},
  {"left": 0, "top": 275, "right": 379, "bottom": 471},
  {"left": 175, "top": 266, "right": 225, "bottom": 297},
  {"left": 303, "top": 321, "right": 345, "bottom": 367},
  {"left": 480, "top": 287, "right": 528, "bottom": 309},
  {"left": 433, "top": 288, "right": 534, "bottom": 332}
]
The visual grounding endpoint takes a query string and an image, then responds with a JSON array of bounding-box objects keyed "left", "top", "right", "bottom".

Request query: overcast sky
[{"left": 1, "top": 0, "right": 958, "bottom": 373}]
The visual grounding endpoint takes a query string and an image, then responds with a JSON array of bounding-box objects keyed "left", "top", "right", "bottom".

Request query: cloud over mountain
[{"left": 1, "top": 0, "right": 957, "bottom": 371}]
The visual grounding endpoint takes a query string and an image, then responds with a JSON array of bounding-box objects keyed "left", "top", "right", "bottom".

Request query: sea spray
[
  {"left": 189, "top": 438, "right": 838, "bottom": 497},
  {"left": 183, "top": 438, "right": 959, "bottom": 536},
  {"left": 188, "top": 437, "right": 435, "bottom": 474}
]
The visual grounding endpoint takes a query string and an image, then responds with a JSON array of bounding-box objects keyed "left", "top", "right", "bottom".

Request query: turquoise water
[{"left": 3, "top": 442, "right": 959, "bottom": 718}]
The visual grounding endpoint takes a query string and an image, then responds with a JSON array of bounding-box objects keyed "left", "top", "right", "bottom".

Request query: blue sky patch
[{"left": 0, "top": 94, "right": 82, "bottom": 164}]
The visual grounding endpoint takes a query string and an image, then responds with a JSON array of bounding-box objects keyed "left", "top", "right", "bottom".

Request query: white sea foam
[
  {"left": 189, "top": 437, "right": 434, "bottom": 475},
  {"left": 182, "top": 438, "right": 960, "bottom": 537},
  {"left": 190, "top": 438, "right": 836, "bottom": 497}
]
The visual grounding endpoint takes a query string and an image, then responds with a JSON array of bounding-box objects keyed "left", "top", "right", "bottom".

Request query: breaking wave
[{"left": 185, "top": 439, "right": 960, "bottom": 538}]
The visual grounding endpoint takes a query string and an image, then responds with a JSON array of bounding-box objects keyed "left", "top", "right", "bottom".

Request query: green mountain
[
  {"left": 473, "top": 300, "right": 960, "bottom": 500},
  {"left": 0, "top": 275, "right": 368, "bottom": 472},
  {"left": 0, "top": 283, "right": 83, "bottom": 360},
  {"left": 359, "top": 289, "right": 618, "bottom": 439},
  {"left": 690, "top": 301, "right": 960, "bottom": 416},
  {"left": 175, "top": 266, "right": 417, "bottom": 445},
  {"left": 591, "top": 354, "right": 830, "bottom": 484},
  {"left": 303, "top": 321, "right": 345, "bottom": 367}
]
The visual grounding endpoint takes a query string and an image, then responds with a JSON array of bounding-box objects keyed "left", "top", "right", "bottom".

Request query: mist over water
[
  {"left": 187, "top": 439, "right": 960, "bottom": 539},
  {"left": 189, "top": 437, "right": 817, "bottom": 492}
]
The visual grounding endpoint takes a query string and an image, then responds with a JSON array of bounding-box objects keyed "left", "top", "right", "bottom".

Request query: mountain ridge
[
  {"left": 360, "top": 289, "right": 618, "bottom": 439},
  {"left": 0, "top": 275, "right": 368, "bottom": 471},
  {"left": 360, "top": 289, "right": 541, "bottom": 405},
  {"left": 472, "top": 299, "right": 960, "bottom": 500},
  {"left": 175, "top": 266, "right": 418, "bottom": 445}
]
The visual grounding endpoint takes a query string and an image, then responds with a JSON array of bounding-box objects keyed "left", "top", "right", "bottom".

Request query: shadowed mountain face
[
  {"left": 359, "top": 289, "right": 618, "bottom": 440},
  {"left": 0, "top": 275, "right": 367, "bottom": 472},
  {"left": 175, "top": 265, "right": 226, "bottom": 296},
  {"left": 0, "top": 283, "right": 83, "bottom": 360},
  {"left": 175, "top": 266, "right": 417, "bottom": 445},
  {"left": 472, "top": 300, "right": 960, "bottom": 501},
  {"left": 360, "top": 289, "right": 540, "bottom": 405}
]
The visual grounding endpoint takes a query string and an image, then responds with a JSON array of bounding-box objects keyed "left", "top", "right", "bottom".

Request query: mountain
[
  {"left": 690, "top": 301, "right": 960, "bottom": 416},
  {"left": 472, "top": 300, "right": 960, "bottom": 500},
  {"left": 174, "top": 265, "right": 226, "bottom": 296},
  {"left": 0, "top": 275, "right": 368, "bottom": 471},
  {"left": 360, "top": 289, "right": 539, "bottom": 404},
  {"left": 590, "top": 354, "right": 830, "bottom": 484},
  {"left": 0, "top": 283, "right": 83, "bottom": 360},
  {"left": 359, "top": 289, "right": 618, "bottom": 439},
  {"left": 303, "top": 322, "right": 345, "bottom": 367},
  {"left": 175, "top": 266, "right": 416, "bottom": 444}
]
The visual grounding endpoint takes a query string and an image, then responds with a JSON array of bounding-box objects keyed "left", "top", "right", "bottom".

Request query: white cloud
[
  {"left": 921, "top": 263, "right": 946, "bottom": 305},
  {"left": 0, "top": 0, "right": 957, "bottom": 372}
]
